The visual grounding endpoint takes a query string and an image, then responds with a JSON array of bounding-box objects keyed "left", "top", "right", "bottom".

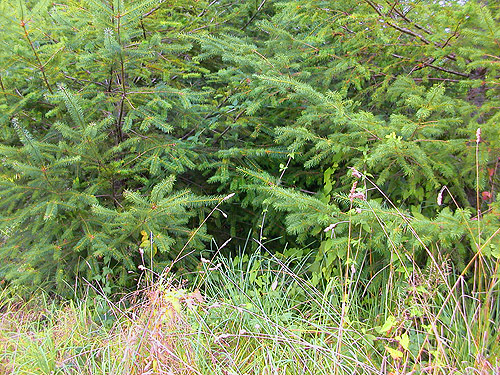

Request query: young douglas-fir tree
[
  {"left": 0, "top": 0, "right": 241, "bottom": 292},
  {"left": 1, "top": 0, "right": 499, "bottom": 295},
  {"left": 190, "top": 0, "right": 499, "bottom": 284}
]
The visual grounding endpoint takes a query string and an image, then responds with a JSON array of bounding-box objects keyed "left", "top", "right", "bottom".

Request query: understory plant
[
  {"left": 1, "top": 236, "right": 498, "bottom": 374},
  {"left": 0, "top": 0, "right": 239, "bottom": 292}
]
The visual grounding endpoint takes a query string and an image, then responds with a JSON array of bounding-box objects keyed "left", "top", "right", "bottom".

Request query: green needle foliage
[
  {"left": 190, "top": 0, "right": 500, "bottom": 285},
  {"left": 0, "top": 0, "right": 499, "bottom": 298},
  {"left": 0, "top": 0, "right": 237, "bottom": 292}
]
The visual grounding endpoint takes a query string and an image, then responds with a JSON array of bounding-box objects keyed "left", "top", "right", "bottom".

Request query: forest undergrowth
[{"left": 1, "top": 163, "right": 499, "bottom": 374}]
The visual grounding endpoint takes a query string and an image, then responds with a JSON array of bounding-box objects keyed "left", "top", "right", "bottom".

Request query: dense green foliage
[
  {"left": 0, "top": 0, "right": 231, "bottom": 290},
  {"left": 0, "top": 1, "right": 499, "bottom": 372},
  {"left": 0, "top": 0, "right": 499, "bottom": 295}
]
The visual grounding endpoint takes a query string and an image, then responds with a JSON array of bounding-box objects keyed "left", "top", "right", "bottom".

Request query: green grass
[{"left": 1, "top": 246, "right": 498, "bottom": 374}]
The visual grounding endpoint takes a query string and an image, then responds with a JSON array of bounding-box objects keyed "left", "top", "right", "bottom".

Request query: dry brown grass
[{"left": 114, "top": 285, "right": 205, "bottom": 375}]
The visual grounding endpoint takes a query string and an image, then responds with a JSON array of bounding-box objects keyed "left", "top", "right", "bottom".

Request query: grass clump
[{"left": 1, "top": 245, "right": 499, "bottom": 374}]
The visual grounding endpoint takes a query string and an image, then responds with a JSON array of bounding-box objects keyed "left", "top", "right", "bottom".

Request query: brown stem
[
  {"left": 64, "top": 74, "right": 107, "bottom": 88},
  {"left": 140, "top": 19, "right": 147, "bottom": 39},
  {"left": 106, "top": 67, "right": 114, "bottom": 93},
  {"left": 422, "top": 61, "right": 469, "bottom": 77},
  {"left": 0, "top": 75, "right": 8, "bottom": 102},
  {"left": 116, "top": 95, "right": 125, "bottom": 143},
  {"left": 412, "top": 77, "right": 462, "bottom": 83},
  {"left": 391, "top": 53, "right": 468, "bottom": 77},
  {"left": 41, "top": 166, "right": 55, "bottom": 189},
  {"left": 142, "top": 5, "right": 162, "bottom": 19},
  {"left": 365, "top": 0, "right": 458, "bottom": 62},
  {"left": 21, "top": 21, "right": 53, "bottom": 94},
  {"left": 387, "top": 20, "right": 432, "bottom": 45},
  {"left": 115, "top": 6, "right": 126, "bottom": 143},
  {"left": 241, "top": 0, "right": 268, "bottom": 30},
  {"left": 385, "top": 0, "right": 432, "bottom": 35}
]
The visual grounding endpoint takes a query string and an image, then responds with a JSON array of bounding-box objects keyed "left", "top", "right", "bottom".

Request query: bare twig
[
  {"left": 386, "top": 0, "right": 432, "bottom": 35},
  {"left": 366, "top": 0, "right": 460, "bottom": 62},
  {"left": 241, "top": 0, "right": 268, "bottom": 30},
  {"left": 391, "top": 53, "right": 468, "bottom": 77},
  {"left": 20, "top": 20, "right": 53, "bottom": 94}
]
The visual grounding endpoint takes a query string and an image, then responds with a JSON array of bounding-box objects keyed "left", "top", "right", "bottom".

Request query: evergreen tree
[
  {"left": 0, "top": 0, "right": 498, "bottom": 293},
  {"left": 0, "top": 0, "right": 237, "bottom": 292},
  {"left": 190, "top": 0, "right": 499, "bottom": 284}
]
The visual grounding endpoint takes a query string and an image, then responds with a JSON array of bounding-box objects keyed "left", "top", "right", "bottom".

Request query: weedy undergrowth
[{"left": 1, "top": 133, "right": 499, "bottom": 375}]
